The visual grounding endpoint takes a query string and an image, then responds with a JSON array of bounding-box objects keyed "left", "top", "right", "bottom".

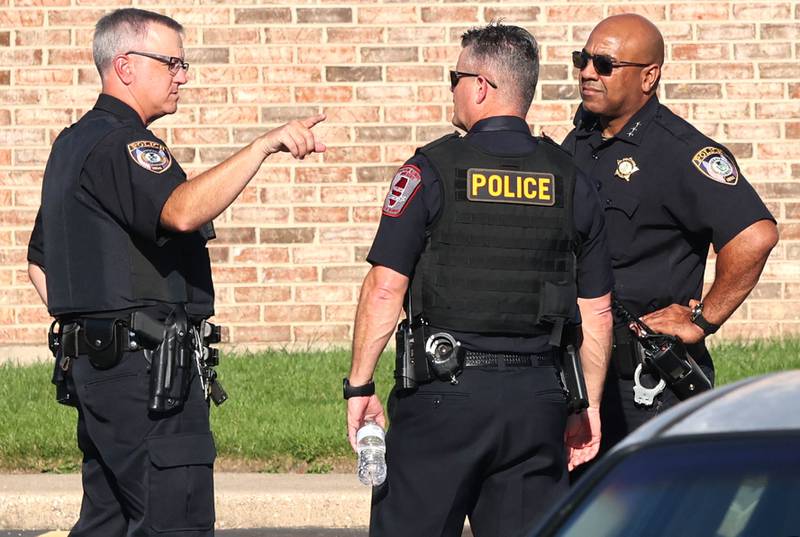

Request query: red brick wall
[{"left": 1, "top": 1, "right": 798, "bottom": 356}]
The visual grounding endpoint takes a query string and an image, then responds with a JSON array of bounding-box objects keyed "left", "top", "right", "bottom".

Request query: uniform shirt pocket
[{"left": 603, "top": 191, "right": 641, "bottom": 262}]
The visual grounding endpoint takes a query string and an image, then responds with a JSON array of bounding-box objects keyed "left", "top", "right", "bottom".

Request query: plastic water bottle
[{"left": 356, "top": 421, "right": 387, "bottom": 486}]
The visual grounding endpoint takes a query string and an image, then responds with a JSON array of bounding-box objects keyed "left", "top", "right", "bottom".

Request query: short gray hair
[
  {"left": 461, "top": 23, "right": 540, "bottom": 111},
  {"left": 93, "top": 8, "right": 183, "bottom": 77}
]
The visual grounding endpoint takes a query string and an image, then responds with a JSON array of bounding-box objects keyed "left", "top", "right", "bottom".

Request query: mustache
[{"left": 580, "top": 82, "right": 604, "bottom": 92}]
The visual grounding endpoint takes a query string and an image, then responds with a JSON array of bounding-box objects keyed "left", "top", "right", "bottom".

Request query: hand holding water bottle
[
  {"left": 345, "top": 385, "right": 387, "bottom": 486},
  {"left": 346, "top": 392, "right": 385, "bottom": 450},
  {"left": 356, "top": 420, "right": 386, "bottom": 486}
]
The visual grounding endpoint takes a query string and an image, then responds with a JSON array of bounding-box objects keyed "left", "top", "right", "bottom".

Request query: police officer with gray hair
[
  {"left": 345, "top": 23, "right": 613, "bottom": 537},
  {"left": 27, "top": 8, "right": 325, "bottom": 536}
]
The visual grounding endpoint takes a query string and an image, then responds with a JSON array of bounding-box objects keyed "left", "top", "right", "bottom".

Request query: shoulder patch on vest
[
  {"left": 467, "top": 168, "right": 557, "bottom": 206},
  {"left": 382, "top": 165, "right": 422, "bottom": 217},
  {"left": 127, "top": 140, "right": 172, "bottom": 174},
  {"left": 691, "top": 146, "right": 739, "bottom": 185}
]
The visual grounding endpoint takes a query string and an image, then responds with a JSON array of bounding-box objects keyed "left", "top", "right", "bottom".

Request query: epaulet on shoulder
[
  {"left": 652, "top": 106, "right": 701, "bottom": 147},
  {"left": 536, "top": 135, "right": 574, "bottom": 168},
  {"left": 418, "top": 131, "right": 461, "bottom": 153},
  {"left": 536, "top": 133, "right": 570, "bottom": 155}
]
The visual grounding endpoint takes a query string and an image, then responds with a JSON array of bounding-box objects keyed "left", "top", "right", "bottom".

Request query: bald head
[
  {"left": 577, "top": 14, "right": 664, "bottom": 135},
  {"left": 590, "top": 14, "right": 664, "bottom": 67}
]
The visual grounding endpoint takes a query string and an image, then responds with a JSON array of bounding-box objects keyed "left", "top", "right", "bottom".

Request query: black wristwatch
[
  {"left": 343, "top": 378, "right": 375, "bottom": 399},
  {"left": 690, "top": 302, "right": 720, "bottom": 336}
]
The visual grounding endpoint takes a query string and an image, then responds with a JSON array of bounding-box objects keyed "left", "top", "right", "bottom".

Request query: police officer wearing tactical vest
[
  {"left": 344, "top": 23, "right": 614, "bottom": 537},
  {"left": 562, "top": 14, "right": 779, "bottom": 471},
  {"left": 27, "top": 8, "right": 325, "bottom": 536}
]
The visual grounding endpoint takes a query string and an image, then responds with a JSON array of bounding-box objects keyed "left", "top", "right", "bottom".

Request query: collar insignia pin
[
  {"left": 615, "top": 157, "right": 639, "bottom": 182},
  {"left": 627, "top": 121, "right": 641, "bottom": 137}
]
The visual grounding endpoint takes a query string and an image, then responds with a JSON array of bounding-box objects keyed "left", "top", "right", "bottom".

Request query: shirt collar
[
  {"left": 467, "top": 115, "right": 531, "bottom": 135},
  {"left": 573, "top": 95, "right": 660, "bottom": 146},
  {"left": 94, "top": 94, "right": 144, "bottom": 125}
]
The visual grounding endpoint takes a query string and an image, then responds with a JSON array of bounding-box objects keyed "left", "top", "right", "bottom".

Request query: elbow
[
  {"left": 160, "top": 210, "right": 199, "bottom": 234},
  {"left": 578, "top": 293, "right": 614, "bottom": 332},
  {"left": 27, "top": 262, "right": 41, "bottom": 280},
  {"left": 170, "top": 218, "right": 199, "bottom": 234},
  {"left": 762, "top": 222, "right": 779, "bottom": 255},
  {"left": 371, "top": 279, "right": 406, "bottom": 304},
  {"left": 749, "top": 220, "right": 779, "bottom": 263},
  {"left": 160, "top": 189, "right": 202, "bottom": 233},
  {"left": 362, "top": 266, "right": 409, "bottom": 305}
]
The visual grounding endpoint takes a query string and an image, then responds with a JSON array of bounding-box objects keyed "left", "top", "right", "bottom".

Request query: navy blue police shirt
[
  {"left": 368, "top": 115, "right": 614, "bottom": 353},
  {"left": 28, "top": 94, "right": 215, "bottom": 319},
  {"left": 562, "top": 96, "right": 774, "bottom": 322}
]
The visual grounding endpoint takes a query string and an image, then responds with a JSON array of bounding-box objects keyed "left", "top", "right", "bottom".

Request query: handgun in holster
[
  {"left": 142, "top": 306, "right": 192, "bottom": 413},
  {"left": 613, "top": 299, "right": 712, "bottom": 401},
  {"left": 559, "top": 324, "right": 589, "bottom": 414}
]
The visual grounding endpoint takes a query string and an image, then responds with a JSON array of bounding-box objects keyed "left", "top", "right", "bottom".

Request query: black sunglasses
[
  {"left": 572, "top": 49, "right": 649, "bottom": 76},
  {"left": 126, "top": 50, "right": 189, "bottom": 75},
  {"left": 449, "top": 70, "right": 498, "bottom": 90}
]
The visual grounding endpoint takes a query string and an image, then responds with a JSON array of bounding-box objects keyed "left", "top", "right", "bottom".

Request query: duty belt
[
  {"left": 59, "top": 319, "right": 143, "bottom": 358},
  {"left": 463, "top": 350, "right": 556, "bottom": 368}
]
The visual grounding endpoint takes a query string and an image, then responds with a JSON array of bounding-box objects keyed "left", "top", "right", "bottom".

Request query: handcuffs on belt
[{"left": 613, "top": 299, "right": 712, "bottom": 408}]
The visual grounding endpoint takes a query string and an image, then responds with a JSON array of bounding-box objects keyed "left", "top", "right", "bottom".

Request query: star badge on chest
[{"left": 614, "top": 157, "right": 639, "bottom": 182}]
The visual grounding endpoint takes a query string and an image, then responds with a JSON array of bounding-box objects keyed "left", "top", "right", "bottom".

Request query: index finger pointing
[{"left": 302, "top": 113, "right": 326, "bottom": 129}]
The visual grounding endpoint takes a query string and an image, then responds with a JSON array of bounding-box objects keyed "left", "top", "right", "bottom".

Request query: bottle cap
[{"left": 356, "top": 422, "right": 385, "bottom": 443}]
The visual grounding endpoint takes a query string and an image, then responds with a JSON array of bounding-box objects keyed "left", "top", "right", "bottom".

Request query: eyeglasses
[
  {"left": 572, "top": 49, "right": 649, "bottom": 76},
  {"left": 449, "top": 70, "right": 498, "bottom": 90},
  {"left": 126, "top": 50, "right": 189, "bottom": 75}
]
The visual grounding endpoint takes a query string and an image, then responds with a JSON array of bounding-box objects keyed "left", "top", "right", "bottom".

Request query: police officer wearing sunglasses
[
  {"left": 27, "top": 8, "right": 325, "bottom": 536},
  {"left": 345, "top": 23, "right": 614, "bottom": 537},
  {"left": 562, "top": 14, "right": 778, "bottom": 473}
]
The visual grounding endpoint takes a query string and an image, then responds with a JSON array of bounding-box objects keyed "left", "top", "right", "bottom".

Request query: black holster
[
  {"left": 641, "top": 335, "right": 712, "bottom": 400},
  {"left": 394, "top": 319, "right": 431, "bottom": 390},
  {"left": 611, "top": 325, "right": 644, "bottom": 380},
  {"left": 559, "top": 325, "right": 589, "bottom": 413},
  {"left": 147, "top": 306, "right": 192, "bottom": 413},
  {"left": 48, "top": 320, "right": 77, "bottom": 407}
]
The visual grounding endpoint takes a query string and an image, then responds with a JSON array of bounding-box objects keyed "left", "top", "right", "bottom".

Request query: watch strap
[
  {"left": 343, "top": 378, "right": 375, "bottom": 399},
  {"left": 691, "top": 304, "right": 720, "bottom": 335}
]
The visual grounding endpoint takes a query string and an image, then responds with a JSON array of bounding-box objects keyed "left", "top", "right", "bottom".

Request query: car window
[{"left": 550, "top": 436, "right": 800, "bottom": 537}]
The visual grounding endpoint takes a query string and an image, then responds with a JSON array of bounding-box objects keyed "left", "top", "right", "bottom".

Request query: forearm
[
  {"left": 577, "top": 293, "right": 613, "bottom": 408},
  {"left": 160, "top": 114, "right": 326, "bottom": 233},
  {"left": 349, "top": 266, "right": 408, "bottom": 385},
  {"left": 702, "top": 219, "right": 778, "bottom": 325},
  {"left": 28, "top": 263, "right": 48, "bottom": 307},
  {"left": 160, "top": 141, "right": 269, "bottom": 232}
]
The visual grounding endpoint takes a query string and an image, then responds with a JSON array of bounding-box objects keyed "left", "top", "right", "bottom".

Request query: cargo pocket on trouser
[{"left": 146, "top": 432, "right": 216, "bottom": 533}]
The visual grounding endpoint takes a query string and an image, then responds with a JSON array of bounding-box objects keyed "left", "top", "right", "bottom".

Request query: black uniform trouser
[
  {"left": 370, "top": 365, "right": 569, "bottom": 537},
  {"left": 571, "top": 355, "right": 715, "bottom": 482},
  {"left": 65, "top": 349, "right": 216, "bottom": 537}
]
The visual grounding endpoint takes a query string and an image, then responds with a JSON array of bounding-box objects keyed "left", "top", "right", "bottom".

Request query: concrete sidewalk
[{"left": 0, "top": 473, "right": 371, "bottom": 530}]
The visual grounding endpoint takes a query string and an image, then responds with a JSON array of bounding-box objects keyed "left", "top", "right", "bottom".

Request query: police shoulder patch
[
  {"left": 127, "top": 140, "right": 172, "bottom": 174},
  {"left": 382, "top": 165, "right": 422, "bottom": 217},
  {"left": 691, "top": 146, "right": 739, "bottom": 186}
]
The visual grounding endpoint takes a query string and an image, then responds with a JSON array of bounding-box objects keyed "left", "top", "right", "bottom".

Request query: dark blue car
[{"left": 531, "top": 370, "right": 800, "bottom": 537}]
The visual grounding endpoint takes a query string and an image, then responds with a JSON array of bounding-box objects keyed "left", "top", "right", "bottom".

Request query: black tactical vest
[
  {"left": 41, "top": 111, "right": 214, "bottom": 318},
  {"left": 411, "top": 134, "right": 578, "bottom": 336}
]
